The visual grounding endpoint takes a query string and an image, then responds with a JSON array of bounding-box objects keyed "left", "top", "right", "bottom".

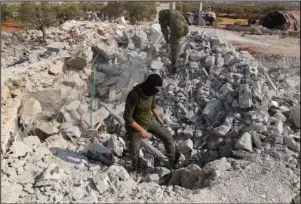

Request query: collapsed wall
[{"left": 1, "top": 20, "right": 300, "bottom": 203}]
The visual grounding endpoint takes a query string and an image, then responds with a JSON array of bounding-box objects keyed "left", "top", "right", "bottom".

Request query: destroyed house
[{"left": 259, "top": 10, "right": 300, "bottom": 31}]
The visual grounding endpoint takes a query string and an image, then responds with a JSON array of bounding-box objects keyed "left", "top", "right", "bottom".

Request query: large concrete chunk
[
  {"left": 202, "top": 98, "right": 222, "bottom": 122},
  {"left": 177, "top": 139, "right": 193, "bottom": 154},
  {"left": 180, "top": 164, "right": 203, "bottom": 189},
  {"left": 93, "top": 172, "right": 111, "bottom": 194},
  {"left": 35, "top": 163, "right": 66, "bottom": 187},
  {"left": 205, "top": 56, "right": 215, "bottom": 67},
  {"left": 238, "top": 84, "right": 252, "bottom": 108},
  {"left": 235, "top": 132, "right": 253, "bottom": 152},
  {"left": 30, "top": 89, "right": 62, "bottom": 113},
  {"left": 92, "top": 40, "right": 118, "bottom": 61},
  {"left": 67, "top": 43, "right": 93, "bottom": 70},
  {"left": 63, "top": 73, "right": 85, "bottom": 87},
  {"left": 60, "top": 123, "right": 81, "bottom": 141},
  {"left": 133, "top": 30, "right": 149, "bottom": 50},
  {"left": 201, "top": 157, "right": 231, "bottom": 173},
  {"left": 106, "top": 165, "right": 130, "bottom": 181},
  {"left": 81, "top": 107, "right": 109, "bottom": 129},
  {"left": 105, "top": 135, "right": 125, "bottom": 156},
  {"left": 267, "top": 117, "right": 283, "bottom": 134},
  {"left": 19, "top": 98, "right": 42, "bottom": 124},
  {"left": 10, "top": 141, "right": 30, "bottom": 158},
  {"left": 290, "top": 106, "right": 300, "bottom": 128},
  {"left": 34, "top": 121, "right": 59, "bottom": 140}
]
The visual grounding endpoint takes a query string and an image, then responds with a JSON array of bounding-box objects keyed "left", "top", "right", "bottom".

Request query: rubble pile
[
  {"left": 153, "top": 30, "right": 301, "bottom": 165},
  {"left": 1, "top": 20, "right": 300, "bottom": 203}
]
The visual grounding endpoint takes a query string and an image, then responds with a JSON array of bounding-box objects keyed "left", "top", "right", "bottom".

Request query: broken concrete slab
[
  {"left": 235, "top": 132, "right": 253, "bottom": 152},
  {"left": 35, "top": 163, "right": 66, "bottom": 187},
  {"left": 29, "top": 88, "right": 62, "bottom": 113},
  {"left": 63, "top": 72, "right": 84, "bottom": 87},
  {"left": 34, "top": 121, "right": 59, "bottom": 140},
  {"left": 67, "top": 43, "right": 93, "bottom": 70},
  {"left": 81, "top": 107, "right": 109, "bottom": 129},
  {"left": 180, "top": 164, "right": 203, "bottom": 189},
  {"left": 177, "top": 139, "right": 193, "bottom": 154},
  {"left": 93, "top": 172, "right": 111, "bottom": 194},
  {"left": 19, "top": 97, "right": 42, "bottom": 127},
  {"left": 92, "top": 40, "right": 118, "bottom": 61},
  {"left": 10, "top": 141, "right": 30, "bottom": 158},
  {"left": 105, "top": 134, "right": 125, "bottom": 156}
]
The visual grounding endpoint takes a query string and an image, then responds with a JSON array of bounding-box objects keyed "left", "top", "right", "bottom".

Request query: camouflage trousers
[
  {"left": 170, "top": 35, "right": 181, "bottom": 69},
  {"left": 127, "top": 119, "right": 176, "bottom": 171}
]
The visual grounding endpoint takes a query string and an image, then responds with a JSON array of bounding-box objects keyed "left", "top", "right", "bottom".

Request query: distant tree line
[{"left": 176, "top": 2, "right": 288, "bottom": 18}]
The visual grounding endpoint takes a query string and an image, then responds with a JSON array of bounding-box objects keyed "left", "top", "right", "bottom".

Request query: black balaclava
[{"left": 141, "top": 74, "right": 163, "bottom": 96}]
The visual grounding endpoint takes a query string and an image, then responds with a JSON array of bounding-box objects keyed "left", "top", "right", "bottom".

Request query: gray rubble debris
[
  {"left": 81, "top": 107, "right": 109, "bottom": 129},
  {"left": 92, "top": 40, "right": 118, "bottom": 61},
  {"left": 290, "top": 106, "right": 300, "bottom": 128},
  {"left": 177, "top": 139, "right": 194, "bottom": 154},
  {"left": 67, "top": 43, "right": 93, "bottom": 70},
  {"left": 267, "top": 117, "right": 283, "bottom": 134},
  {"left": 235, "top": 132, "right": 253, "bottom": 152},
  {"left": 238, "top": 84, "right": 252, "bottom": 108},
  {"left": 93, "top": 172, "right": 111, "bottom": 194},
  {"left": 150, "top": 60, "right": 163, "bottom": 70}
]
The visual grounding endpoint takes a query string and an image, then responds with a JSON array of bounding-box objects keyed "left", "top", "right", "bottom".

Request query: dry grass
[{"left": 217, "top": 17, "right": 248, "bottom": 26}]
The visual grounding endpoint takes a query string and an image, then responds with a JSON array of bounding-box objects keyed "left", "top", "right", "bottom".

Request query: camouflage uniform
[{"left": 159, "top": 9, "right": 189, "bottom": 73}]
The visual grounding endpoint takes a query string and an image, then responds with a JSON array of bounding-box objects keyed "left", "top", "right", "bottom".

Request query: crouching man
[{"left": 123, "top": 74, "right": 180, "bottom": 179}]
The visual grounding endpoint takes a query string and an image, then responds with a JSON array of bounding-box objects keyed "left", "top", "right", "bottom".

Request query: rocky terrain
[{"left": 1, "top": 20, "right": 300, "bottom": 203}]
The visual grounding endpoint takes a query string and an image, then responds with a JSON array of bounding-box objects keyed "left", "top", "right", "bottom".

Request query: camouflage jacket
[{"left": 158, "top": 9, "right": 189, "bottom": 42}]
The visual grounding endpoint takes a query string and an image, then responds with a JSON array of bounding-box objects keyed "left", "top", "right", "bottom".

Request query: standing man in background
[{"left": 158, "top": 9, "right": 189, "bottom": 74}]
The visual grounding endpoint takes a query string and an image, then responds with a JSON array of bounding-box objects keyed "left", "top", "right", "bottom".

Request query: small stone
[
  {"left": 252, "top": 133, "right": 262, "bottom": 149},
  {"left": 146, "top": 174, "right": 160, "bottom": 183},
  {"left": 235, "top": 132, "right": 253, "bottom": 152},
  {"left": 93, "top": 172, "right": 111, "bottom": 194},
  {"left": 162, "top": 57, "right": 171, "bottom": 66},
  {"left": 213, "top": 125, "right": 231, "bottom": 137},
  {"left": 150, "top": 60, "right": 163, "bottom": 70},
  {"left": 205, "top": 56, "right": 215, "bottom": 67}
]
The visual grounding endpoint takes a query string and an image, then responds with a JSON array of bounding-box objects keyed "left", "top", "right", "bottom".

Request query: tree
[
  {"left": 123, "top": 2, "right": 156, "bottom": 24},
  {"left": 55, "top": 3, "right": 82, "bottom": 24},
  {"left": 102, "top": 2, "right": 124, "bottom": 22},
  {"left": 18, "top": 2, "right": 58, "bottom": 42}
]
